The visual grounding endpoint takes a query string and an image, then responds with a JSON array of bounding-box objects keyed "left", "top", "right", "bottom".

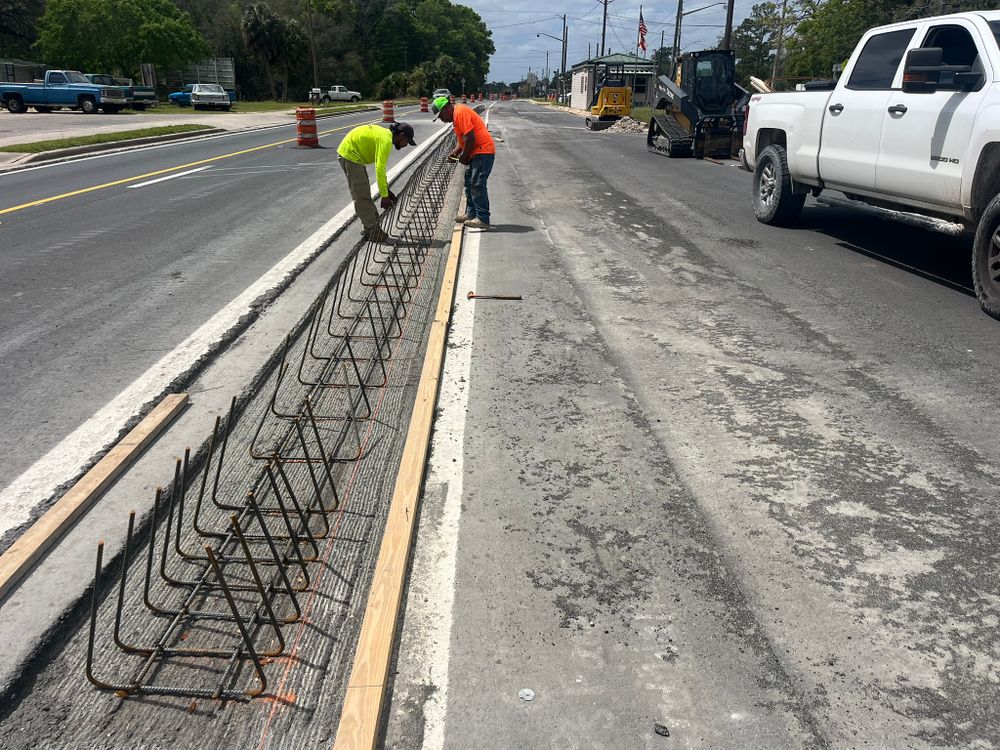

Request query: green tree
[
  {"left": 243, "top": 3, "right": 282, "bottom": 99},
  {"left": 35, "top": 0, "right": 210, "bottom": 76},
  {"left": 783, "top": 0, "right": 894, "bottom": 78},
  {"left": 728, "top": 2, "right": 781, "bottom": 84},
  {"left": 1, "top": 0, "right": 44, "bottom": 58}
]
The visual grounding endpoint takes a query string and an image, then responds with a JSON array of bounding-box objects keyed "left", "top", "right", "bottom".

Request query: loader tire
[
  {"left": 971, "top": 193, "right": 1000, "bottom": 320},
  {"left": 753, "top": 144, "right": 805, "bottom": 225}
]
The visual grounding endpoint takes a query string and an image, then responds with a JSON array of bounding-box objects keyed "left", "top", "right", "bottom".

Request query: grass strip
[{"left": 0, "top": 124, "right": 213, "bottom": 153}]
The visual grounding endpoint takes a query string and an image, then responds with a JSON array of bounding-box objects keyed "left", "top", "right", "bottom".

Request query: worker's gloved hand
[
  {"left": 380, "top": 194, "right": 395, "bottom": 209},
  {"left": 459, "top": 154, "right": 471, "bottom": 165}
]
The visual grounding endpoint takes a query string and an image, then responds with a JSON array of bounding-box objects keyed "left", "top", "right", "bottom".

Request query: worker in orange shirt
[{"left": 431, "top": 96, "right": 496, "bottom": 229}]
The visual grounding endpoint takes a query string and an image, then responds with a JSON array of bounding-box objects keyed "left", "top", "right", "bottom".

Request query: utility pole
[
  {"left": 772, "top": 0, "right": 787, "bottom": 80},
  {"left": 304, "top": 0, "right": 318, "bottom": 87},
  {"left": 723, "top": 0, "right": 735, "bottom": 49},
  {"left": 671, "top": 0, "right": 683, "bottom": 73},
  {"left": 562, "top": 14, "right": 568, "bottom": 101},
  {"left": 600, "top": 0, "right": 609, "bottom": 56}
]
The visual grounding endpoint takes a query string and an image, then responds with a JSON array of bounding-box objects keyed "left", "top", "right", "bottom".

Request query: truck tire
[
  {"left": 6, "top": 96, "right": 26, "bottom": 114},
  {"left": 79, "top": 96, "right": 98, "bottom": 114},
  {"left": 350, "top": 96, "right": 359, "bottom": 102},
  {"left": 971, "top": 193, "right": 1000, "bottom": 320},
  {"left": 321, "top": 95, "right": 331, "bottom": 104},
  {"left": 753, "top": 144, "right": 806, "bottom": 225}
]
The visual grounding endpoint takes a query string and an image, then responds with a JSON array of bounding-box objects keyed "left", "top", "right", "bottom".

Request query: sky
[{"left": 466, "top": 0, "right": 760, "bottom": 83}]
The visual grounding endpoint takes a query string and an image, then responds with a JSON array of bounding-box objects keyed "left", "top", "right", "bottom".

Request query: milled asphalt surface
[
  {"left": 0, "top": 105, "right": 427, "bottom": 546},
  {"left": 386, "top": 102, "right": 1000, "bottom": 748}
]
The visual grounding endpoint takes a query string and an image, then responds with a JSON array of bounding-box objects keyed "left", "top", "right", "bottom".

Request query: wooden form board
[
  {"left": 333, "top": 219, "right": 466, "bottom": 749},
  {"left": 0, "top": 393, "right": 189, "bottom": 602}
]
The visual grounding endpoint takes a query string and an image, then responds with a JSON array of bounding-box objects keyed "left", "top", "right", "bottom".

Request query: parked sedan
[
  {"left": 190, "top": 83, "right": 230, "bottom": 111},
  {"left": 169, "top": 84, "right": 232, "bottom": 110}
]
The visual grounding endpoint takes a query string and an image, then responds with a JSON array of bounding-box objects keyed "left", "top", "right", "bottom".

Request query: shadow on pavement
[
  {"left": 487, "top": 224, "right": 534, "bottom": 234},
  {"left": 791, "top": 204, "right": 975, "bottom": 295}
]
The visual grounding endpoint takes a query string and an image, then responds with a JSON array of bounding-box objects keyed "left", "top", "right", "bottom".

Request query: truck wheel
[
  {"left": 971, "top": 193, "right": 1000, "bottom": 320},
  {"left": 321, "top": 95, "right": 331, "bottom": 104},
  {"left": 6, "top": 96, "right": 26, "bottom": 114},
  {"left": 753, "top": 144, "right": 805, "bottom": 225},
  {"left": 350, "top": 96, "right": 359, "bottom": 102},
  {"left": 79, "top": 96, "right": 98, "bottom": 114}
]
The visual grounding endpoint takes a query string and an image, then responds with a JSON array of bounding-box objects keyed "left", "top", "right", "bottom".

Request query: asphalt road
[
  {"left": 0, "top": 106, "right": 435, "bottom": 546},
  {"left": 387, "top": 102, "right": 1000, "bottom": 748}
]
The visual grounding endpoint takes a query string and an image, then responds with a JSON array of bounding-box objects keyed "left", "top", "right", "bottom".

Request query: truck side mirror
[{"left": 902, "top": 47, "right": 943, "bottom": 93}]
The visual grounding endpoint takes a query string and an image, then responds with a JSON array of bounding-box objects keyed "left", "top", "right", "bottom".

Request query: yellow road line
[{"left": 0, "top": 109, "right": 415, "bottom": 218}]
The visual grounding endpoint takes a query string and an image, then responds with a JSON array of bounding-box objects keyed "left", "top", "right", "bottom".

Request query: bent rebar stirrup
[{"left": 86, "top": 133, "right": 458, "bottom": 701}]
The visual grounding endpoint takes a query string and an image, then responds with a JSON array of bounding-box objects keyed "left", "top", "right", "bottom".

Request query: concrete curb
[{"left": 0, "top": 104, "right": 382, "bottom": 172}]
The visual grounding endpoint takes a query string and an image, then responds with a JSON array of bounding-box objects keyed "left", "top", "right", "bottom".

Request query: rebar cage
[{"left": 86, "top": 132, "right": 458, "bottom": 701}]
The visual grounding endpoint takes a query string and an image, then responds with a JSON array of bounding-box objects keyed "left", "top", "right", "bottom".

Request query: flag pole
[{"left": 636, "top": 5, "right": 642, "bottom": 56}]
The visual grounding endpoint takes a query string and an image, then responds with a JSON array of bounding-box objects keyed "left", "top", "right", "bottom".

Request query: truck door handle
[
  {"left": 828, "top": 103, "right": 844, "bottom": 114},
  {"left": 887, "top": 104, "right": 908, "bottom": 115}
]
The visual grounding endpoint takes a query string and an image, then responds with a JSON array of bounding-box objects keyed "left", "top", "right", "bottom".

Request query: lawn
[{"left": 0, "top": 124, "right": 214, "bottom": 153}]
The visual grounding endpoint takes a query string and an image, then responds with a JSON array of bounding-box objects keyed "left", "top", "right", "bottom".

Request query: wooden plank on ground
[
  {"left": 0, "top": 393, "right": 189, "bottom": 601},
  {"left": 333, "top": 219, "right": 465, "bottom": 750}
]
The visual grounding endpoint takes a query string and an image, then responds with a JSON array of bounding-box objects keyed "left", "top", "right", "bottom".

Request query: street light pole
[{"left": 539, "top": 26, "right": 567, "bottom": 100}]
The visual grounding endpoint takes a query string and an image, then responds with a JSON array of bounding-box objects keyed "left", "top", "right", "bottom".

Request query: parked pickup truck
[
  {"left": 743, "top": 10, "right": 1000, "bottom": 319},
  {"left": 85, "top": 73, "right": 158, "bottom": 110},
  {"left": 308, "top": 84, "right": 361, "bottom": 104},
  {"left": 0, "top": 69, "right": 130, "bottom": 114}
]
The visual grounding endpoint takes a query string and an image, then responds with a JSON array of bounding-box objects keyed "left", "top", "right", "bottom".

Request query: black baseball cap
[{"left": 392, "top": 122, "right": 417, "bottom": 146}]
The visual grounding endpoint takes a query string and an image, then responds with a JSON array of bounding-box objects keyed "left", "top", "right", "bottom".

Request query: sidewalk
[{"left": 384, "top": 115, "right": 812, "bottom": 748}]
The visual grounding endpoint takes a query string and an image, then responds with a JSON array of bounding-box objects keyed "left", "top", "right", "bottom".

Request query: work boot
[
  {"left": 455, "top": 213, "right": 473, "bottom": 223},
  {"left": 465, "top": 218, "right": 491, "bottom": 230}
]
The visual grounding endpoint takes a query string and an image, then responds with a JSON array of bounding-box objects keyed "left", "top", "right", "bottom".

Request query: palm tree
[{"left": 242, "top": 3, "right": 280, "bottom": 100}]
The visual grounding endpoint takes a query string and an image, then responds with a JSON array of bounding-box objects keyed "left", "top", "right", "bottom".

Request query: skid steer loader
[{"left": 647, "top": 49, "right": 749, "bottom": 158}]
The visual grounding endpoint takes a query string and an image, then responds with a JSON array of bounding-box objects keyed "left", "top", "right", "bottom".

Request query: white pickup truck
[
  {"left": 743, "top": 10, "right": 1000, "bottom": 319},
  {"left": 308, "top": 84, "right": 361, "bottom": 104}
]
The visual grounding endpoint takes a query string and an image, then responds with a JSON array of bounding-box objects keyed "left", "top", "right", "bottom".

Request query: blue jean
[{"left": 464, "top": 153, "right": 495, "bottom": 224}]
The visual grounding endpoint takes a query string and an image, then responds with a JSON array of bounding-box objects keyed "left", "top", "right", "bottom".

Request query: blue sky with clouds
[{"left": 465, "top": 0, "right": 759, "bottom": 83}]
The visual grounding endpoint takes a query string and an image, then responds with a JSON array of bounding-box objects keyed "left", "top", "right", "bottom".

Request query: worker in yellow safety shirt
[{"left": 336, "top": 121, "right": 416, "bottom": 242}]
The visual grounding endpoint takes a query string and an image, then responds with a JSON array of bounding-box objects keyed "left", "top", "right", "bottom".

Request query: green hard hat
[{"left": 431, "top": 96, "right": 451, "bottom": 119}]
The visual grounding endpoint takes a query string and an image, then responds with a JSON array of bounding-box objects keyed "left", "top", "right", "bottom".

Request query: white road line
[
  {"left": 126, "top": 166, "right": 211, "bottom": 188},
  {"left": 0, "top": 124, "right": 451, "bottom": 542},
  {"left": 403, "top": 226, "right": 479, "bottom": 750}
]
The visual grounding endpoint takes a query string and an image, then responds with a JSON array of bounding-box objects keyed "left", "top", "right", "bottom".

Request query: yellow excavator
[{"left": 585, "top": 60, "right": 633, "bottom": 131}]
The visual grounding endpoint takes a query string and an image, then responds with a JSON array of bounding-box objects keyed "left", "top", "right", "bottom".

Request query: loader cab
[{"left": 681, "top": 49, "right": 738, "bottom": 115}]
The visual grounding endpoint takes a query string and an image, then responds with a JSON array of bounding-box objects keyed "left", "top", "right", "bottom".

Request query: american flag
[{"left": 638, "top": 9, "right": 648, "bottom": 52}]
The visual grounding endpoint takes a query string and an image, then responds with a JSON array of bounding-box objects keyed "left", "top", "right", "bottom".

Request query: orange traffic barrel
[
  {"left": 296, "top": 107, "right": 318, "bottom": 148},
  {"left": 382, "top": 99, "right": 395, "bottom": 122},
  {"left": 420, "top": 96, "right": 428, "bottom": 113}
]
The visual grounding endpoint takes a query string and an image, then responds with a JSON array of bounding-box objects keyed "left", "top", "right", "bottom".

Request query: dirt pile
[{"left": 605, "top": 116, "right": 647, "bottom": 134}]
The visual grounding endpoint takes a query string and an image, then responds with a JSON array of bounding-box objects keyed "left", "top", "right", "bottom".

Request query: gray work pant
[{"left": 338, "top": 156, "right": 379, "bottom": 230}]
